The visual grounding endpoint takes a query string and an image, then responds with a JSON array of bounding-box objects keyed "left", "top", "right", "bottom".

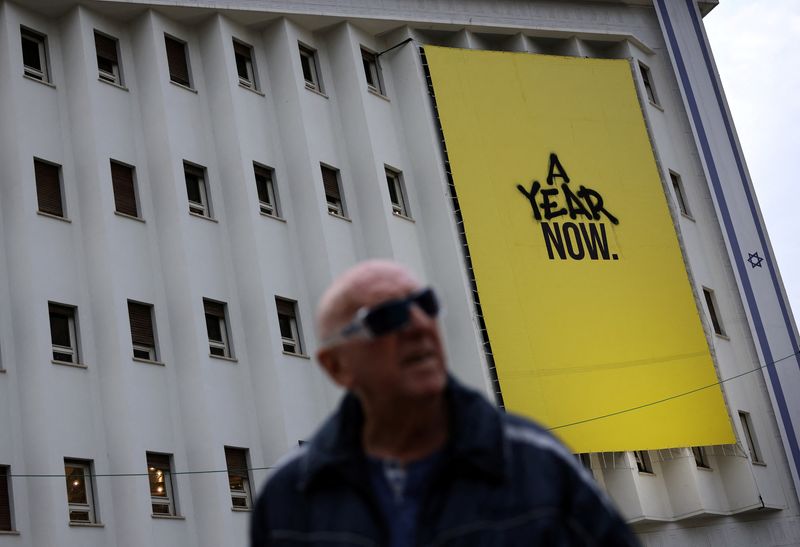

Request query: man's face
[{"left": 322, "top": 271, "right": 448, "bottom": 404}]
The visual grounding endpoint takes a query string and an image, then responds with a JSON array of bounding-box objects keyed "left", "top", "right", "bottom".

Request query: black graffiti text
[{"left": 541, "top": 221, "right": 619, "bottom": 261}]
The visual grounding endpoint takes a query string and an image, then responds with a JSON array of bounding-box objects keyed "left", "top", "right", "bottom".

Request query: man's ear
[{"left": 317, "top": 347, "right": 352, "bottom": 389}]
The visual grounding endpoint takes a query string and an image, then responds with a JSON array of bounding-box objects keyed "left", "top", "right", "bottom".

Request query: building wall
[{"left": 0, "top": 1, "right": 797, "bottom": 546}]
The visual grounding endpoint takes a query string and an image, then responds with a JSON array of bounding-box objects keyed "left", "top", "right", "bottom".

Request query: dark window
[
  {"left": 299, "top": 44, "right": 322, "bottom": 92},
  {"left": 638, "top": 62, "right": 659, "bottom": 106},
  {"left": 254, "top": 163, "right": 278, "bottom": 216},
  {"left": 692, "top": 446, "right": 710, "bottom": 469},
  {"left": 670, "top": 171, "right": 690, "bottom": 217},
  {"left": 94, "top": 31, "right": 121, "bottom": 85},
  {"left": 49, "top": 303, "right": 78, "bottom": 363},
  {"left": 634, "top": 450, "right": 653, "bottom": 474},
  {"left": 165, "top": 35, "right": 190, "bottom": 87},
  {"left": 204, "top": 299, "right": 231, "bottom": 358},
  {"left": 703, "top": 287, "right": 725, "bottom": 336},
  {"left": 385, "top": 168, "right": 409, "bottom": 217},
  {"left": 21, "top": 27, "right": 49, "bottom": 82},
  {"left": 128, "top": 301, "right": 156, "bottom": 361},
  {"left": 224, "top": 447, "right": 252, "bottom": 509},
  {"left": 146, "top": 452, "right": 176, "bottom": 515},
  {"left": 184, "top": 162, "right": 210, "bottom": 217},
  {"left": 34, "top": 159, "right": 64, "bottom": 217},
  {"left": 361, "top": 47, "right": 384, "bottom": 95},
  {"left": 110, "top": 160, "right": 138, "bottom": 217},
  {"left": 739, "top": 411, "right": 764, "bottom": 464},
  {"left": 233, "top": 39, "right": 257, "bottom": 89},
  {"left": 276, "top": 298, "right": 301, "bottom": 354},
  {"left": 321, "top": 165, "right": 344, "bottom": 216},
  {"left": 0, "top": 466, "right": 12, "bottom": 531}
]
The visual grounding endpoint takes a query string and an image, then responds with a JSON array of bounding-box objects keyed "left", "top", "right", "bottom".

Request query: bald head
[{"left": 316, "top": 260, "right": 422, "bottom": 344}]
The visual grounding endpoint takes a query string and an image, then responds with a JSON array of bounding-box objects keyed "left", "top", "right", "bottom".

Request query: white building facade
[{"left": 0, "top": 0, "right": 798, "bottom": 546}]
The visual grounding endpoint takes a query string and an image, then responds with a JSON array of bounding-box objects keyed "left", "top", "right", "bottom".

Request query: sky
[{"left": 703, "top": 0, "right": 800, "bottom": 326}]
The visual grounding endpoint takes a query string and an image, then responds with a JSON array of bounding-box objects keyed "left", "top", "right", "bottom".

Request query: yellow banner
[{"left": 424, "top": 46, "right": 735, "bottom": 452}]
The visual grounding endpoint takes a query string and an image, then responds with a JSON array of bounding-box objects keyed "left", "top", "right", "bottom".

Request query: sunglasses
[{"left": 324, "top": 287, "right": 440, "bottom": 346}]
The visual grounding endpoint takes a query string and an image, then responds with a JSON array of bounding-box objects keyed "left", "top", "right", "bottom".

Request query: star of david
[{"left": 747, "top": 252, "right": 764, "bottom": 269}]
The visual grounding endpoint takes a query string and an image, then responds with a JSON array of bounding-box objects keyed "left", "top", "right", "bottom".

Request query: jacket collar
[{"left": 297, "top": 375, "right": 508, "bottom": 492}]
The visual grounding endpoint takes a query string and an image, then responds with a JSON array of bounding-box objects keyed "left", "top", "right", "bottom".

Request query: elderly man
[{"left": 251, "top": 260, "right": 638, "bottom": 546}]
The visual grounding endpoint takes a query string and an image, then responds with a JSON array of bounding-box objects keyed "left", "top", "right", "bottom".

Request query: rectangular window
[
  {"left": 633, "top": 450, "right": 653, "bottom": 474},
  {"left": 0, "top": 466, "right": 12, "bottom": 532},
  {"left": 692, "top": 446, "right": 710, "bottom": 469},
  {"left": 321, "top": 164, "right": 345, "bottom": 217},
  {"left": 638, "top": 61, "right": 659, "bottom": 106},
  {"left": 739, "top": 411, "right": 764, "bottom": 464},
  {"left": 233, "top": 39, "right": 257, "bottom": 90},
  {"left": 184, "top": 162, "right": 211, "bottom": 218},
  {"left": 204, "top": 299, "right": 232, "bottom": 358},
  {"left": 128, "top": 301, "right": 157, "bottom": 361},
  {"left": 110, "top": 160, "right": 139, "bottom": 218},
  {"left": 49, "top": 303, "right": 79, "bottom": 364},
  {"left": 702, "top": 287, "right": 725, "bottom": 336},
  {"left": 254, "top": 163, "right": 279, "bottom": 217},
  {"left": 21, "top": 26, "right": 49, "bottom": 82},
  {"left": 299, "top": 43, "right": 322, "bottom": 92},
  {"left": 224, "top": 447, "right": 252, "bottom": 509},
  {"left": 670, "top": 171, "right": 691, "bottom": 217},
  {"left": 146, "top": 452, "right": 176, "bottom": 516},
  {"left": 275, "top": 298, "right": 302, "bottom": 355},
  {"left": 385, "top": 167, "right": 410, "bottom": 218},
  {"left": 34, "top": 158, "right": 65, "bottom": 218},
  {"left": 361, "top": 47, "right": 385, "bottom": 95},
  {"left": 164, "top": 34, "right": 191, "bottom": 87},
  {"left": 94, "top": 31, "right": 121, "bottom": 85},
  {"left": 64, "top": 459, "right": 97, "bottom": 524}
]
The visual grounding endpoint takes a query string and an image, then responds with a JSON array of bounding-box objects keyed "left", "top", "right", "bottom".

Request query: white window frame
[
  {"left": 321, "top": 164, "right": 346, "bottom": 218},
  {"left": 276, "top": 298, "right": 302, "bottom": 355},
  {"left": 204, "top": 299, "right": 232, "bottom": 358},
  {"left": 253, "top": 163, "right": 279, "bottom": 217},
  {"left": 94, "top": 30, "right": 122, "bottom": 85},
  {"left": 147, "top": 453, "right": 176, "bottom": 516},
  {"left": 385, "top": 166, "right": 410, "bottom": 218},
  {"left": 49, "top": 303, "right": 79, "bottom": 364},
  {"left": 361, "top": 47, "right": 385, "bottom": 95},
  {"left": 298, "top": 43, "right": 322, "bottom": 92},
  {"left": 21, "top": 26, "right": 49, "bottom": 82},
  {"left": 702, "top": 286, "right": 726, "bottom": 337},
  {"left": 739, "top": 411, "right": 765, "bottom": 464},
  {"left": 638, "top": 61, "right": 659, "bottom": 107},
  {"left": 233, "top": 38, "right": 258, "bottom": 90},
  {"left": 225, "top": 447, "right": 252, "bottom": 510},
  {"left": 633, "top": 450, "right": 653, "bottom": 474},
  {"left": 669, "top": 170, "right": 691, "bottom": 218},
  {"left": 184, "top": 162, "right": 211, "bottom": 218},
  {"left": 64, "top": 459, "right": 97, "bottom": 524}
]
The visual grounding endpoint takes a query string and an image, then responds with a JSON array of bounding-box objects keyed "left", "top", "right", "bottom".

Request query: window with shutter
[
  {"left": 320, "top": 165, "right": 345, "bottom": 217},
  {"left": 385, "top": 167, "right": 410, "bottom": 218},
  {"left": 34, "top": 159, "right": 64, "bottom": 218},
  {"left": 361, "top": 47, "right": 385, "bottom": 95},
  {"left": 94, "top": 31, "right": 121, "bottom": 85},
  {"left": 204, "top": 299, "right": 232, "bottom": 358},
  {"left": 111, "top": 161, "right": 138, "bottom": 218},
  {"left": 276, "top": 297, "right": 302, "bottom": 355},
  {"left": 164, "top": 35, "right": 191, "bottom": 87},
  {"left": 298, "top": 43, "right": 322, "bottom": 92},
  {"left": 224, "top": 447, "right": 252, "bottom": 509},
  {"left": 128, "top": 301, "right": 156, "bottom": 361},
  {"left": 233, "top": 39, "right": 257, "bottom": 89},
  {"left": 184, "top": 162, "right": 211, "bottom": 218},
  {"left": 0, "top": 466, "right": 12, "bottom": 531},
  {"left": 146, "top": 452, "right": 176, "bottom": 516}
]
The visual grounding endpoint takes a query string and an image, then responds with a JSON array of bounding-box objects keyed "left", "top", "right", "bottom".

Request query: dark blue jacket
[{"left": 251, "top": 377, "right": 640, "bottom": 546}]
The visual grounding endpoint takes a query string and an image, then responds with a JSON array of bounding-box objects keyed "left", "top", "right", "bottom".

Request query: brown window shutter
[
  {"left": 204, "top": 299, "right": 225, "bottom": 318},
  {"left": 128, "top": 302, "right": 154, "bottom": 347},
  {"left": 0, "top": 467, "right": 11, "bottom": 531},
  {"left": 34, "top": 160, "right": 64, "bottom": 217},
  {"left": 111, "top": 161, "right": 137, "bottom": 217},
  {"left": 164, "top": 36, "right": 190, "bottom": 86},
  {"left": 225, "top": 448, "right": 248, "bottom": 478},
  {"left": 94, "top": 32, "right": 118, "bottom": 63},
  {"left": 321, "top": 166, "right": 340, "bottom": 200},
  {"left": 276, "top": 298, "right": 294, "bottom": 317}
]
